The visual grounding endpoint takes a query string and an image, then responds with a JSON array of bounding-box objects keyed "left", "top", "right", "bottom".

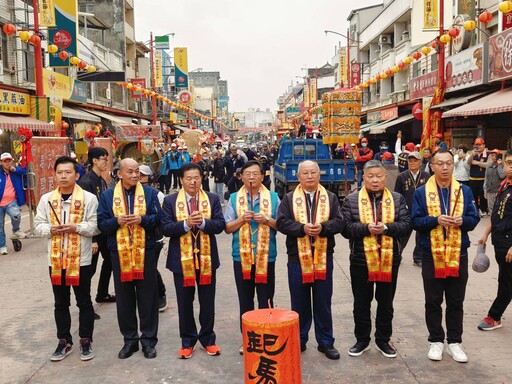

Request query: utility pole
[
  {"left": 150, "top": 32, "right": 157, "bottom": 125},
  {"left": 32, "top": 0, "right": 43, "bottom": 97}
]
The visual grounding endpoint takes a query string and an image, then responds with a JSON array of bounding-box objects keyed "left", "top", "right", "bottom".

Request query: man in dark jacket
[
  {"left": 277, "top": 160, "right": 344, "bottom": 360},
  {"left": 161, "top": 163, "right": 225, "bottom": 359},
  {"left": 412, "top": 149, "right": 479, "bottom": 363},
  {"left": 341, "top": 160, "right": 411, "bottom": 359},
  {"left": 394, "top": 151, "right": 430, "bottom": 266},
  {"left": 211, "top": 150, "right": 225, "bottom": 203},
  {"left": 97, "top": 158, "right": 161, "bottom": 360}
]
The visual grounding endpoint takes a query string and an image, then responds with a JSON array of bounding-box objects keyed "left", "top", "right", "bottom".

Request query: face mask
[
  {"left": 361, "top": 143, "right": 367, "bottom": 147},
  {"left": 380, "top": 147, "right": 387, "bottom": 153}
]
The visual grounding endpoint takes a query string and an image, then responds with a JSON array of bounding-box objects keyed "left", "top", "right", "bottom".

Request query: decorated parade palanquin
[{"left": 321, "top": 89, "right": 362, "bottom": 145}]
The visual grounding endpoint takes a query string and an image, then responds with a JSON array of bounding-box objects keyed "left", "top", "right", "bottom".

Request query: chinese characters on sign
[
  {"left": 0, "top": 90, "right": 30, "bottom": 115},
  {"left": 410, "top": 70, "right": 438, "bottom": 99},
  {"left": 445, "top": 43, "right": 488, "bottom": 91},
  {"left": 489, "top": 28, "right": 512, "bottom": 82}
]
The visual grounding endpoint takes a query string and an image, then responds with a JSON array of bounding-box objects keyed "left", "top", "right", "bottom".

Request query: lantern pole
[
  {"left": 32, "top": 0, "right": 44, "bottom": 97},
  {"left": 437, "top": 0, "right": 446, "bottom": 134},
  {"left": 150, "top": 32, "right": 157, "bottom": 125}
]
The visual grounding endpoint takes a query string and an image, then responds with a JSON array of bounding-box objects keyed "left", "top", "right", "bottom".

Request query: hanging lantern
[
  {"left": 498, "top": 1, "right": 512, "bottom": 14},
  {"left": 398, "top": 61, "right": 406, "bottom": 69},
  {"left": 385, "top": 69, "right": 393, "bottom": 76},
  {"left": 421, "top": 46, "right": 432, "bottom": 55},
  {"left": 125, "top": 83, "right": 134, "bottom": 89},
  {"left": 2, "top": 24, "right": 16, "bottom": 36},
  {"left": 143, "top": 89, "right": 151, "bottom": 95},
  {"left": 58, "top": 51, "right": 69, "bottom": 61},
  {"left": 69, "top": 56, "right": 80, "bottom": 65},
  {"left": 404, "top": 56, "right": 413, "bottom": 64},
  {"left": 354, "top": 86, "right": 361, "bottom": 90},
  {"left": 369, "top": 77, "right": 377, "bottom": 84},
  {"left": 380, "top": 72, "right": 388, "bottom": 79},
  {"left": 375, "top": 74, "right": 381, "bottom": 81},
  {"left": 61, "top": 121, "right": 70, "bottom": 129},
  {"left": 78, "top": 60, "right": 88, "bottom": 69},
  {"left": 433, "top": 110, "right": 443, "bottom": 119},
  {"left": 431, "top": 40, "right": 438, "bottom": 49},
  {"left": 448, "top": 27, "right": 460, "bottom": 38},
  {"left": 412, "top": 51, "right": 422, "bottom": 60},
  {"left": 440, "top": 34, "right": 451, "bottom": 44},
  {"left": 87, "top": 65, "right": 96, "bottom": 72},
  {"left": 391, "top": 65, "right": 399, "bottom": 73},
  {"left": 157, "top": 95, "right": 164, "bottom": 100},
  {"left": 135, "top": 86, "right": 142, "bottom": 92},
  {"left": 47, "top": 44, "right": 58, "bottom": 54},
  {"left": 29, "top": 34, "right": 41, "bottom": 45},
  {"left": 478, "top": 10, "right": 493, "bottom": 23},
  {"left": 19, "top": 30, "right": 31, "bottom": 42},
  {"left": 150, "top": 91, "right": 156, "bottom": 97},
  {"left": 464, "top": 20, "right": 476, "bottom": 31},
  {"left": 412, "top": 102, "right": 423, "bottom": 120}
]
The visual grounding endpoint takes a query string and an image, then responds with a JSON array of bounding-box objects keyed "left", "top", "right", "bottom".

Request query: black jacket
[
  {"left": 78, "top": 170, "right": 108, "bottom": 242},
  {"left": 276, "top": 189, "right": 344, "bottom": 263},
  {"left": 341, "top": 189, "right": 411, "bottom": 267},
  {"left": 212, "top": 157, "right": 225, "bottom": 183}
]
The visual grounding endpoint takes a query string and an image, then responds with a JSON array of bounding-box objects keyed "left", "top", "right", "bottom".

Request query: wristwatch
[{"left": 383, "top": 224, "right": 389, "bottom": 235}]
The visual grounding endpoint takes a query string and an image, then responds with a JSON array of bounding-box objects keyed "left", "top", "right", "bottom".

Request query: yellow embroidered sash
[
  {"left": 292, "top": 185, "right": 329, "bottom": 283},
  {"left": 359, "top": 187, "right": 395, "bottom": 282},
  {"left": 49, "top": 185, "right": 85, "bottom": 286},
  {"left": 175, "top": 189, "right": 212, "bottom": 287},
  {"left": 113, "top": 182, "right": 146, "bottom": 282},
  {"left": 236, "top": 185, "right": 272, "bottom": 283},
  {"left": 425, "top": 177, "right": 463, "bottom": 278}
]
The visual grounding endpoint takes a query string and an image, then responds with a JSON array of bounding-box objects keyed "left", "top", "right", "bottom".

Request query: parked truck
[{"left": 273, "top": 138, "right": 356, "bottom": 200}]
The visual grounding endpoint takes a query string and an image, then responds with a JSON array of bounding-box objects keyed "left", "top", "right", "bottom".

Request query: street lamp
[
  {"left": 324, "top": 29, "right": 361, "bottom": 88},
  {"left": 149, "top": 32, "right": 175, "bottom": 124}
]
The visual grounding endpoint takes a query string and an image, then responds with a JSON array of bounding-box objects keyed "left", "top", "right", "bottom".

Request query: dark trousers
[
  {"left": 350, "top": 264, "right": 399, "bottom": 344},
  {"left": 111, "top": 249, "right": 159, "bottom": 348},
  {"left": 401, "top": 231, "right": 422, "bottom": 263},
  {"left": 422, "top": 254, "right": 468, "bottom": 344},
  {"left": 488, "top": 246, "right": 512, "bottom": 321},
  {"left": 155, "top": 241, "right": 166, "bottom": 298},
  {"left": 288, "top": 259, "right": 334, "bottom": 347},
  {"left": 158, "top": 174, "right": 170, "bottom": 194},
  {"left": 233, "top": 261, "right": 275, "bottom": 332},
  {"left": 51, "top": 265, "right": 95, "bottom": 343},
  {"left": 169, "top": 169, "right": 181, "bottom": 189},
  {"left": 173, "top": 270, "right": 217, "bottom": 348},
  {"left": 91, "top": 236, "right": 113, "bottom": 300},
  {"left": 470, "top": 179, "right": 487, "bottom": 213}
]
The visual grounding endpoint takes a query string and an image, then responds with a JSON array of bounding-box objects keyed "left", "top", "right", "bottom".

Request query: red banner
[
  {"left": 115, "top": 125, "right": 161, "bottom": 141},
  {"left": 489, "top": 28, "right": 512, "bottom": 82},
  {"left": 350, "top": 62, "right": 361, "bottom": 88},
  {"left": 410, "top": 70, "right": 438, "bottom": 99},
  {"left": 129, "top": 78, "right": 146, "bottom": 99}
]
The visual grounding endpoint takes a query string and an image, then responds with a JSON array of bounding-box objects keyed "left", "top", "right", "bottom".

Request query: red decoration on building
[{"left": 412, "top": 102, "right": 423, "bottom": 120}]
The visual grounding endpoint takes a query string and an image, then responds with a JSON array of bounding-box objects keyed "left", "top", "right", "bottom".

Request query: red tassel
[
  {"left": 120, "top": 271, "right": 133, "bottom": 282},
  {"left": 434, "top": 269, "right": 447, "bottom": 279},
  {"left": 242, "top": 270, "right": 252, "bottom": 280},
  {"left": 255, "top": 274, "right": 267, "bottom": 284},
  {"left": 379, "top": 272, "right": 392, "bottom": 283},
  {"left": 183, "top": 277, "right": 196, "bottom": 287},
  {"left": 51, "top": 275, "right": 62, "bottom": 285},
  {"left": 302, "top": 273, "right": 314, "bottom": 284},
  {"left": 200, "top": 275, "right": 212, "bottom": 285},
  {"left": 132, "top": 271, "right": 144, "bottom": 280},
  {"left": 446, "top": 268, "right": 459, "bottom": 278},
  {"left": 65, "top": 276, "right": 80, "bottom": 286},
  {"left": 314, "top": 271, "right": 327, "bottom": 281}
]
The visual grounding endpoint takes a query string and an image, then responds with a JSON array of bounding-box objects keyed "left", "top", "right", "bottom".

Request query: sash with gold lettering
[
  {"left": 236, "top": 185, "right": 272, "bottom": 283},
  {"left": 292, "top": 185, "right": 330, "bottom": 283},
  {"left": 175, "top": 189, "right": 212, "bottom": 287},
  {"left": 49, "top": 185, "right": 85, "bottom": 286},
  {"left": 113, "top": 182, "right": 146, "bottom": 282},
  {"left": 425, "top": 177, "right": 463, "bottom": 278},
  {"left": 358, "top": 187, "right": 395, "bottom": 282}
]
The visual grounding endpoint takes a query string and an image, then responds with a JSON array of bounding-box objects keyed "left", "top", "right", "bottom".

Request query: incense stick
[
  {"left": 48, "top": 201, "right": 61, "bottom": 225},
  {"left": 451, "top": 186, "right": 462, "bottom": 217}
]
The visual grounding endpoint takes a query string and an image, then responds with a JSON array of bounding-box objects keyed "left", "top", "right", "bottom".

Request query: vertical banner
[
  {"left": 321, "top": 89, "right": 361, "bottom": 144},
  {"left": 39, "top": 0, "right": 56, "bottom": 27},
  {"left": 174, "top": 47, "right": 189, "bottom": 88},
  {"left": 309, "top": 77, "right": 318, "bottom": 105},
  {"left": 154, "top": 50, "right": 163, "bottom": 88},
  {"left": 423, "top": 0, "right": 439, "bottom": 30},
  {"left": 49, "top": 0, "right": 78, "bottom": 67},
  {"left": 351, "top": 62, "right": 361, "bottom": 87},
  {"left": 339, "top": 48, "right": 347, "bottom": 87}
]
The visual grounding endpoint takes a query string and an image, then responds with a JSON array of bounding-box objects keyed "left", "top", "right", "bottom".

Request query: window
[
  {"left": 293, "top": 144, "right": 316, "bottom": 157},
  {"left": 23, "top": 44, "right": 35, "bottom": 82},
  {"left": 1, "top": 30, "right": 8, "bottom": 73}
]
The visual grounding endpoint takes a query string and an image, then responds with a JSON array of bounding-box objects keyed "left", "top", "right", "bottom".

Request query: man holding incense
[
  {"left": 34, "top": 156, "right": 98, "bottom": 362},
  {"left": 224, "top": 160, "right": 280, "bottom": 355},
  {"left": 412, "top": 149, "right": 480, "bottom": 363}
]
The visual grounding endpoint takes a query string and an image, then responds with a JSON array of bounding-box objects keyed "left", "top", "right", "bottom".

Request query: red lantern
[
  {"left": 412, "top": 102, "right": 423, "bottom": 120},
  {"left": 96, "top": 123, "right": 102, "bottom": 130},
  {"left": 58, "top": 51, "right": 69, "bottom": 61},
  {"left": 375, "top": 74, "right": 381, "bottom": 81},
  {"left": 478, "top": 10, "right": 493, "bottom": 24},
  {"left": 433, "top": 110, "right": 443, "bottom": 119},
  {"left": 385, "top": 69, "right": 392, "bottom": 76},
  {"left": 448, "top": 27, "right": 460, "bottom": 38},
  {"left": 398, "top": 61, "right": 405, "bottom": 69},
  {"left": 2, "top": 24, "right": 16, "bottom": 36},
  {"left": 61, "top": 121, "right": 69, "bottom": 129},
  {"left": 431, "top": 40, "right": 438, "bottom": 49},
  {"left": 412, "top": 51, "right": 422, "bottom": 60},
  {"left": 78, "top": 60, "right": 88, "bottom": 69},
  {"left": 29, "top": 34, "right": 41, "bottom": 45}
]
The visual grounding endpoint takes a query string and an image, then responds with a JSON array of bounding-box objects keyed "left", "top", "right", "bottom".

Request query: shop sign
[
  {"left": 42, "top": 68, "right": 86, "bottom": 103},
  {"left": 452, "top": 15, "right": 472, "bottom": 53},
  {"left": 380, "top": 106, "right": 398, "bottom": 120},
  {"left": 489, "top": 28, "right": 512, "bottom": 81},
  {"left": 0, "top": 89, "right": 30, "bottom": 114},
  {"left": 504, "top": 12, "right": 512, "bottom": 31},
  {"left": 410, "top": 70, "right": 438, "bottom": 99},
  {"left": 115, "top": 125, "right": 162, "bottom": 141},
  {"left": 367, "top": 111, "right": 381, "bottom": 123},
  {"left": 445, "top": 43, "right": 488, "bottom": 92},
  {"left": 350, "top": 62, "right": 361, "bottom": 87}
]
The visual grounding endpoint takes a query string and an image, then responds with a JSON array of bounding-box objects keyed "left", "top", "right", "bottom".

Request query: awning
[
  {"left": 0, "top": 114, "right": 55, "bottom": 132},
  {"left": 359, "top": 121, "right": 379, "bottom": 133},
  {"left": 61, "top": 106, "right": 101, "bottom": 122},
  {"left": 443, "top": 88, "right": 512, "bottom": 118},
  {"left": 369, "top": 114, "right": 414, "bottom": 135},
  {"left": 79, "top": 109, "right": 133, "bottom": 125},
  {"left": 431, "top": 91, "right": 490, "bottom": 109}
]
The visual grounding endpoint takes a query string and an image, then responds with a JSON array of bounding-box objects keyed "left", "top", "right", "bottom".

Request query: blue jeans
[
  {"left": 0, "top": 201, "right": 22, "bottom": 247},
  {"left": 214, "top": 182, "right": 224, "bottom": 203}
]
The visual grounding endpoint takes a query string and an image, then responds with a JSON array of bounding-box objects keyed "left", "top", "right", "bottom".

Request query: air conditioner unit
[{"left": 379, "top": 35, "right": 391, "bottom": 45}]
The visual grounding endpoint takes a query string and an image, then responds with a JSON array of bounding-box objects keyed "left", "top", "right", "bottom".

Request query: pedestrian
[
  {"left": 161, "top": 163, "right": 226, "bottom": 359},
  {"left": 467, "top": 137, "right": 489, "bottom": 217},
  {"left": 181, "top": 146, "right": 191, "bottom": 164},
  {"left": 70, "top": 152, "right": 85, "bottom": 179},
  {"left": 454, "top": 144, "right": 471, "bottom": 186},
  {"left": 397, "top": 140, "right": 416, "bottom": 173},
  {"left": 77, "top": 147, "right": 115, "bottom": 316},
  {"left": 394, "top": 152, "right": 429, "bottom": 267},
  {"left": 421, "top": 148, "right": 433, "bottom": 174},
  {"left": 168, "top": 143, "right": 181, "bottom": 190},
  {"left": 353, "top": 137, "right": 373, "bottom": 188},
  {"left": 373, "top": 141, "right": 389, "bottom": 161},
  {"left": 276, "top": 160, "right": 344, "bottom": 360},
  {"left": 211, "top": 149, "right": 226, "bottom": 204},
  {"left": 381, "top": 152, "right": 399, "bottom": 191},
  {"left": 433, "top": 133, "right": 448, "bottom": 150},
  {"left": 341, "top": 160, "right": 411, "bottom": 358},
  {"left": 97, "top": 158, "right": 162, "bottom": 359},
  {"left": 158, "top": 149, "right": 171, "bottom": 194},
  {"left": 483, "top": 149, "right": 505, "bottom": 213},
  {"left": 224, "top": 144, "right": 245, "bottom": 186},
  {"left": 242, "top": 144, "right": 258, "bottom": 161},
  {"left": 411, "top": 149, "right": 480, "bottom": 363},
  {"left": 477, "top": 149, "right": 512, "bottom": 331},
  {"left": 34, "top": 156, "right": 98, "bottom": 362},
  {"left": 224, "top": 160, "right": 280, "bottom": 355},
  {"left": 196, "top": 152, "right": 212, "bottom": 192},
  {"left": 0, "top": 152, "right": 27, "bottom": 255},
  {"left": 260, "top": 155, "right": 272, "bottom": 190}
]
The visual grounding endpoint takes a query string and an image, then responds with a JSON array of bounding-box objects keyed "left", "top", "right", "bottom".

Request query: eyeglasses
[
  {"left": 432, "top": 161, "right": 454, "bottom": 167},
  {"left": 98, "top": 156, "right": 108, "bottom": 162}
]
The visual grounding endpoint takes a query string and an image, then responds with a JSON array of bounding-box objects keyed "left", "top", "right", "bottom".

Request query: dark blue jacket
[
  {"left": 411, "top": 182, "right": 479, "bottom": 256},
  {"left": 161, "top": 191, "right": 225, "bottom": 274},
  {"left": 0, "top": 166, "right": 26, "bottom": 206},
  {"left": 97, "top": 184, "right": 161, "bottom": 251}
]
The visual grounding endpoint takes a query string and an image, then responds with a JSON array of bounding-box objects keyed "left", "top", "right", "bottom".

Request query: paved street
[{"left": 0, "top": 210, "right": 511, "bottom": 384}]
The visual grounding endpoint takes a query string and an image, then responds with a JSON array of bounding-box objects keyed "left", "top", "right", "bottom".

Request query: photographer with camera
[{"left": 454, "top": 144, "right": 471, "bottom": 186}]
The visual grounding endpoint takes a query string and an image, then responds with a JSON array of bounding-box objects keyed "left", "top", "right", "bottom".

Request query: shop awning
[
  {"left": 79, "top": 109, "right": 133, "bottom": 125},
  {"left": 443, "top": 88, "right": 512, "bottom": 118},
  {"left": 369, "top": 114, "right": 414, "bottom": 135},
  {"left": 431, "top": 91, "right": 490, "bottom": 109},
  {"left": 61, "top": 106, "right": 101, "bottom": 122},
  {"left": 0, "top": 114, "right": 55, "bottom": 132},
  {"left": 359, "top": 121, "right": 379, "bottom": 133}
]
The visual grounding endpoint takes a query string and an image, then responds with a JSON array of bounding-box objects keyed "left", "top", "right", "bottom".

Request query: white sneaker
[
  {"left": 0, "top": 247, "right": 7, "bottom": 255},
  {"left": 428, "top": 342, "right": 443, "bottom": 361},
  {"left": 446, "top": 343, "right": 468, "bottom": 363},
  {"left": 12, "top": 231, "right": 27, "bottom": 239}
]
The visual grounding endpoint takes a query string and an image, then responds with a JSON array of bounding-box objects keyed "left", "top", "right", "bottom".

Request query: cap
[
  {"left": 435, "top": 133, "right": 443, "bottom": 139},
  {"left": 177, "top": 146, "right": 183, "bottom": 150},
  {"left": 139, "top": 165, "right": 153, "bottom": 176},
  {"left": 405, "top": 142, "right": 415, "bottom": 151},
  {"left": 183, "top": 145, "right": 188, "bottom": 150},
  {"left": 350, "top": 143, "right": 356, "bottom": 147},
  {"left": 211, "top": 149, "right": 219, "bottom": 155},
  {"left": 489, "top": 148, "right": 500, "bottom": 154},
  {"left": 260, "top": 155, "right": 267, "bottom": 159},
  {"left": 361, "top": 138, "right": 368, "bottom": 143},
  {"left": 472, "top": 244, "right": 490, "bottom": 273},
  {"left": 382, "top": 152, "right": 393, "bottom": 161},
  {"left": 242, "top": 145, "right": 248, "bottom": 149},
  {"left": 407, "top": 151, "right": 422, "bottom": 160},
  {"left": 0, "top": 153, "right": 13, "bottom": 161},
  {"left": 171, "top": 143, "right": 177, "bottom": 147},
  {"left": 475, "top": 138, "right": 485, "bottom": 145},
  {"left": 70, "top": 152, "right": 77, "bottom": 159}
]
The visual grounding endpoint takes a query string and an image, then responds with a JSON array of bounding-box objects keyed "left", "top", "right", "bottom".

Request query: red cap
[
  {"left": 435, "top": 133, "right": 443, "bottom": 139},
  {"left": 489, "top": 148, "right": 500, "bottom": 154},
  {"left": 382, "top": 152, "right": 393, "bottom": 161},
  {"left": 361, "top": 138, "right": 368, "bottom": 143},
  {"left": 474, "top": 138, "right": 485, "bottom": 145},
  {"left": 405, "top": 142, "right": 415, "bottom": 151}
]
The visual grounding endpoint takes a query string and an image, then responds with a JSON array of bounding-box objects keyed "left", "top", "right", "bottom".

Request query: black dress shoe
[
  {"left": 94, "top": 312, "right": 101, "bottom": 320},
  {"left": 118, "top": 344, "right": 139, "bottom": 359},
  {"left": 348, "top": 342, "right": 370, "bottom": 357},
  {"left": 96, "top": 294, "right": 116, "bottom": 303},
  {"left": 317, "top": 345, "right": 340, "bottom": 360},
  {"left": 142, "top": 346, "right": 157, "bottom": 359},
  {"left": 301, "top": 344, "right": 307, "bottom": 352},
  {"left": 376, "top": 341, "right": 397, "bottom": 358},
  {"left": 413, "top": 261, "right": 422, "bottom": 267}
]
